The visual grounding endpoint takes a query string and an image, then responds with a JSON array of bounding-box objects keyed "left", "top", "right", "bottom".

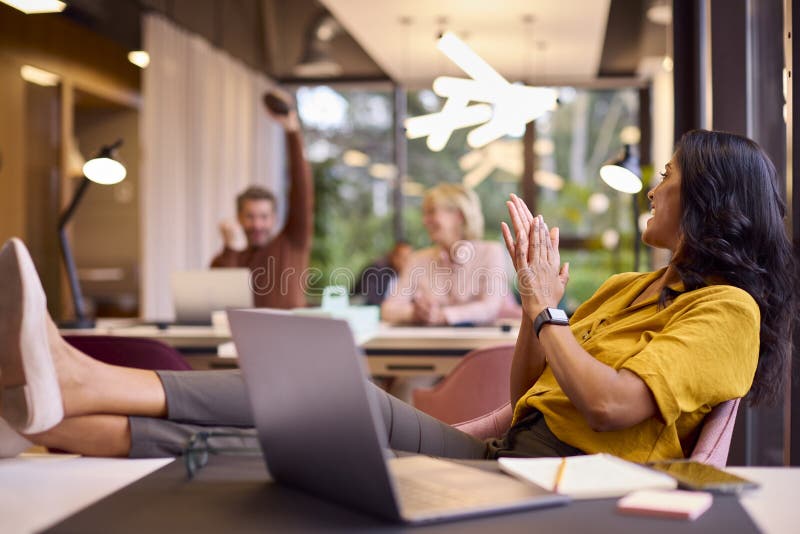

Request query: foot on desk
[{"left": 0, "top": 238, "right": 63, "bottom": 434}]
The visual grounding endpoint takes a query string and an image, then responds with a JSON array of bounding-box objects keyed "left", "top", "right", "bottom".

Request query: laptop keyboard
[
  {"left": 395, "top": 474, "right": 489, "bottom": 512},
  {"left": 388, "top": 455, "right": 559, "bottom": 520}
]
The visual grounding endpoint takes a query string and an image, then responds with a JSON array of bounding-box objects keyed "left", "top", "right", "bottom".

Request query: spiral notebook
[{"left": 498, "top": 454, "right": 677, "bottom": 500}]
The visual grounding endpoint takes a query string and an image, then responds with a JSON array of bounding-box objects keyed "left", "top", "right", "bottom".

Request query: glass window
[
  {"left": 296, "top": 86, "right": 395, "bottom": 300},
  {"left": 298, "top": 85, "right": 642, "bottom": 312},
  {"left": 404, "top": 87, "right": 641, "bottom": 312}
]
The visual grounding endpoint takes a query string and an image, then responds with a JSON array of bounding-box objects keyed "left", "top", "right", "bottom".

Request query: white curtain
[{"left": 141, "top": 14, "right": 285, "bottom": 320}]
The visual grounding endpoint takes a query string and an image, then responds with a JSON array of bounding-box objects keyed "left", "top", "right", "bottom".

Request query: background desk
[
  {"left": 1, "top": 454, "right": 789, "bottom": 534},
  {"left": 61, "top": 323, "right": 520, "bottom": 378}
]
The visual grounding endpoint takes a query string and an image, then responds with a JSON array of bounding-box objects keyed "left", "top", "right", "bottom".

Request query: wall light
[
  {"left": 60, "top": 140, "right": 127, "bottom": 328},
  {"left": 599, "top": 144, "right": 643, "bottom": 271},
  {"left": 20, "top": 65, "right": 60, "bottom": 86},
  {"left": 128, "top": 51, "right": 150, "bottom": 69},
  {"left": 646, "top": 1, "right": 672, "bottom": 25},
  {"left": 599, "top": 145, "right": 642, "bottom": 194},
  {"left": 1, "top": 0, "right": 65, "bottom": 14},
  {"left": 83, "top": 156, "right": 126, "bottom": 185}
]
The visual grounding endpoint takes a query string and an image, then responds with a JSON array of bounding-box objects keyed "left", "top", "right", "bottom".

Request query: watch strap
[{"left": 533, "top": 307, "right": 569, "bottom": 337}]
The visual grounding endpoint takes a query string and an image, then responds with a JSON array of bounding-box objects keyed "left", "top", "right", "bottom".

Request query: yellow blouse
[{"left": 513, "top": 268, "right": 760, "bottom": 462}]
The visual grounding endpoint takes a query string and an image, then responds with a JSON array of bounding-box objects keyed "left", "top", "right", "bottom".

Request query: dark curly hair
[{"left": 659, "top": 130, "right": 796, "bottom": 406}]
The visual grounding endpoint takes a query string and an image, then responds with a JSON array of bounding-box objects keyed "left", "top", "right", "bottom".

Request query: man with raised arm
[{"left": 210, "top": 92, "right": 313, "bottom": 309}]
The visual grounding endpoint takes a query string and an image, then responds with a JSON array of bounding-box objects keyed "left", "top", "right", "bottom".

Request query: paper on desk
[{"left": 498, "top": 453, "right": 676, "bottom": 499}]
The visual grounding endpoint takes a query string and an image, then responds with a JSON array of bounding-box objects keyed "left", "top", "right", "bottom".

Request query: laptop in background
[
  {"left": 228, "top": 309, "right": 568, "bottom": 524},
  {"left": 171, "top": 269, "right": 252, "bottom": 325}
]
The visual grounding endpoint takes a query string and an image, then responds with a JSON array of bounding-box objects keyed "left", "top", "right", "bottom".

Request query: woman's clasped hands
[{"left": 500, "top": 194, "right": 570, "bottom": 320}]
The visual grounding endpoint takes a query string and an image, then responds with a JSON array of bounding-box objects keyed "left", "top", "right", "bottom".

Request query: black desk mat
[{"left": 46, "top": 456, "right": 760, "bottom": 533}]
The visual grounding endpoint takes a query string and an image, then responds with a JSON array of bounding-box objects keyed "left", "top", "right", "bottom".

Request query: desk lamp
[
  {"left": 599, "top": 144, "right": 643, "bottom": 271},
  {"left": 59, "top": 139, "right": 126, "bottom": 328}
]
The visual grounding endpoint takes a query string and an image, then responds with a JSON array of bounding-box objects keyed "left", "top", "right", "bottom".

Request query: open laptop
[
  {"left": 228, "top": 309, "right": 568, "bottom": 524},
  {"left": 171, "top": 269, "right": 252, "bottom": 325}
]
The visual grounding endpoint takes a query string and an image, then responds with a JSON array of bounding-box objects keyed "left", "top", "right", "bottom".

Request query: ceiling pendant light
[
  {"left": 436, "top": 32, "right": 508, "bottom": 91},
  {"left": 406, "top": 31, "right": 557, "bottom": 152}
]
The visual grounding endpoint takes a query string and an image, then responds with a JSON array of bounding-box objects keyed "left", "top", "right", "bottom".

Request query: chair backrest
[
  {"left": 689, "top": 398, "right": 740, "bottom": 468},
  {"left": 453, "top": 398, "right": 741, "bottom": 468},
  {"left": 412, "top": 344, "right": 515, "bottom": 425},
  {"left": 64, "top": 335, "right": 192, "bottom": 371}
]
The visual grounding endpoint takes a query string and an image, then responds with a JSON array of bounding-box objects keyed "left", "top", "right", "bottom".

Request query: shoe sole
[{"left": 0, "top": 238, "right": 63, "bottom": 434}]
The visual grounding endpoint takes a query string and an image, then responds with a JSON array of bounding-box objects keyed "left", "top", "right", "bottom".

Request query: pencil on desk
[{"left": 553, "top": 457, "right": 567, "bottom": 493}]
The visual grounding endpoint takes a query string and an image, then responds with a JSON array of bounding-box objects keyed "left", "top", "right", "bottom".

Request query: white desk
[
  {"left": 62, "top": 323, "right": 520, "bottom": 377},
  {"left": 0, "top": 454, "right": 172, "bottom": 534},
  {"left": 1, "top": 455, "right": 797, "bottom": 534},
  {"left": 727, "top": 467, "right": 799, "bottom": 534},
  {"left": 364, "top": 324, "right": 517, "bottom": 376}
]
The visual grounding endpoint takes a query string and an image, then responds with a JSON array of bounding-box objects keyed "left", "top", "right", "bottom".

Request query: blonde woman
[{"left": 381, "top": 183, "right": 508, "bottom": 326}]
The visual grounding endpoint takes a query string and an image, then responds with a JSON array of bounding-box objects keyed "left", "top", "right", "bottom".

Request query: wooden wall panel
[{"left": 0, "top": 55, "right": 27, "bottom": 243}]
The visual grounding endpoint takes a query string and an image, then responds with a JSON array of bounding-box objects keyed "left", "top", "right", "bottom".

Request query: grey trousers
[
  {"left": 128, "top": 370, "right": 583, "bottom": 460},
  {"left": 129, "top": 370, "right": 486, "bottom": 459}
]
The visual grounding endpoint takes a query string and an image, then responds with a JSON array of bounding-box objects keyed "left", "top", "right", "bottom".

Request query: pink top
[{"left": 381, "top": 240, "right": 508, "bottom": 326}]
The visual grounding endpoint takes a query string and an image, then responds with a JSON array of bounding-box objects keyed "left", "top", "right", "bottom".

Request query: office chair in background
[{"left": 64, "top": 336, "right": 192, "bottom": 371}]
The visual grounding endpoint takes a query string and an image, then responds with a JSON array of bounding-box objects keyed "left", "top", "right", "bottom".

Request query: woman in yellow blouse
[
  {"left": 0, "top": 130, "right": 795, "bottom": 460},
  {"left": 495, "top": 129, "right": 792, "bottom": 461}
]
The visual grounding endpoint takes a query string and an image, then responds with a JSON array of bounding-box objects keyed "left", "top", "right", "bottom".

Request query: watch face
[{"left": 549, "top": 308, "right": 568, "bottom": 321}]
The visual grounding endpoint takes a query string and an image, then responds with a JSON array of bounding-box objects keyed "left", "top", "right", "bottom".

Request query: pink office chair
[
  {"left": 63, "top": 335, "right": 193, "bottom": 371},
  {"left": 688, "top": 398, "right": 740, "bottom": 468},
  {"left": 412, "top": 344, "right": 515, "bottom": 425},
  {"left": 453, "top": 398, "right": 741, "bottom": 468},
  {"left": 453, "top": 401, "right": 514, "bottom": 440}
]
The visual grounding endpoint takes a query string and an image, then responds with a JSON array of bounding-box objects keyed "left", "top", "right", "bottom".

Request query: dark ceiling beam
[
  {"left": 672, "top": 0, "right": 709, "bottom": 139},
  {"left": 62, "top": 0, "right": 143, "bottom": 51},
  {"left": 261, "top": 0, "right": 385, "bottom": 80},
  {"left": 278, "top": 75, "right": 393, "bottom": 88},
  {"left": 598, "top": 0, "right": 646, "bottom": 77},
  {"left": 260, "top": 0, "right": 278, "bottom": 76},
  {"left": 61, "top": 0, "right": 386, "bottom": 82}
]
